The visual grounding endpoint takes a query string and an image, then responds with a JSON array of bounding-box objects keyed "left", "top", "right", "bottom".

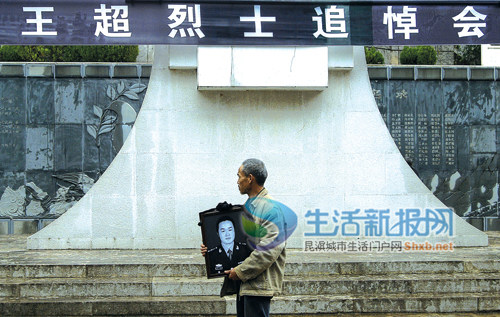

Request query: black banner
[{"left": 0, "top": 1, "right": 499, "bottom": 45}]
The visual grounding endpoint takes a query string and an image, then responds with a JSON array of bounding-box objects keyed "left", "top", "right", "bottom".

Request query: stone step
[
  {"left": 0, "top": 263, "right": 206, "bottom": 279},
  {"left": 0, "top": 292, "right": 498, "bottom": 316},
  {"left": 275, "top": 293, "right": 500, "bottom": 314},
  {"left": 0, "top": 277, "right": 221, "bottom": 298},
  {"left": 0, "top": 295, "right": 226, "bottom": 316},
  {"left": 1, "top": 273, "right": 498, "bottom": 298},
  {"left": 282, "top": 272, "right": 500, "bottom": 295},
  {"left": 272, "top": 311, "right": 499, "bottom": 317},
  {"left": 1, "top": 258, "right": 498, "bottom": 278}
]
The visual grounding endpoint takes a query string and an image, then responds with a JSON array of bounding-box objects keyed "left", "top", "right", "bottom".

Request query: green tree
[
  {"left": 0, "top": 45, "right": 139, "bottom": 62},
  {"left": 400, "top": 46, "right": 437, "bottom": 65},
  {"left": 365, "top": 47, "right": 385, "bottom": 64},
  {"left": 0, "top": 46, "right": 24, "bottom": 61},
  {"left": 454, "top": 45, "right": 481, "bottom": 65}
]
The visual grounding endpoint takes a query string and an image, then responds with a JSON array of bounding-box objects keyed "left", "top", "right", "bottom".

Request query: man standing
[{"left": 201, "top": 158, "right": 287, "bottom": 317}]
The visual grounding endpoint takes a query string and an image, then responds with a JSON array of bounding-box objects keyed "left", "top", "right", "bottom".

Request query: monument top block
[{"left": 1, "top": 0, "right": 500, "bottom": 45}]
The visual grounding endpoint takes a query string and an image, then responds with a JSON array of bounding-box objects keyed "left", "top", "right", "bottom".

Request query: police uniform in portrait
[{"left": 207, "top": 241, "right": 251, "bottom": 275}]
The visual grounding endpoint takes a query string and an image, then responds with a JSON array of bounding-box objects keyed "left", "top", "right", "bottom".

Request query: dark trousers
[{"left": 236, "top": 294, "right": 271, "bottom": 317}]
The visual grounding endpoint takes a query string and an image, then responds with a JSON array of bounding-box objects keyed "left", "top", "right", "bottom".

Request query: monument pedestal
[{"left": 27, "top": 46, "right": 487, "bottom": 249}]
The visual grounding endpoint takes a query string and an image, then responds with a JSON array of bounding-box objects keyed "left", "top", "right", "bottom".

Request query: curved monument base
[{"left": 27, "top": 46, "right": 487, "bottom": 249}]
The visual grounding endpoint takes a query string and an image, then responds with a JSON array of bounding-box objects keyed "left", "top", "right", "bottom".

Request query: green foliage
[
  {"left": 400, "top": 46, "right": 437, "bottom": 65},
  {"left": 0, "top": 45, "right": 139, "bottom": 62},
  {"left": 365, "top": 47, "right": 385, "bottom": 64},
  {"left": 454, "top": 45, "right": 481, "bottom": 65},
  {"left": 0, "top": 46, "right": 25, "bottom": 61},
  {"left": 400, "top": 47, "right": 418, "bottom": 65},
  {"left": 415, "top": 46, "right": 437, "bottom": 65}
]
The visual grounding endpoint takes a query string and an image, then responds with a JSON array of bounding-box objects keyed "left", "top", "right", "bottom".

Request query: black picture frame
[{"left": 199, "top": 204, "right": 252, "bottom": 279}]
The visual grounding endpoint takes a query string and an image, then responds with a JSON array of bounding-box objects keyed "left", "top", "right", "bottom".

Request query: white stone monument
[
  {"left": 481, "top": 44, "right": 500, "bottom": 66},
  {"left": 27, "top": 46, "right": 488, "bottom": 249}
]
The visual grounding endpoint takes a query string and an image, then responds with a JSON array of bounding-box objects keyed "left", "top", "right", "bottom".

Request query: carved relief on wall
[
  {"left": 0, "top": 173, "right": 95, "bottom": 218},
  {"left": 0, "top": 79, "right": 147, "bottom": 220},
  {"left": 86, "top": 81, "right": 146, "bottom": 171},
  {"left": 0, "top": 186, "right": 26, "bottom": 218}
]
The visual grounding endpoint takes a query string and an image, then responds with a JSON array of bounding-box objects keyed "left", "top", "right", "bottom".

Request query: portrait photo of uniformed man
[{"left": 207, "top": 215, "right": 251, "bottom": 276}]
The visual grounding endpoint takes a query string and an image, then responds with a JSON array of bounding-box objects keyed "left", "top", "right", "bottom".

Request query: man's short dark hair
[
  {"left": 241, "top": 158, "right": 268, "bottom": 186},
  {"left": 216, "top": 215, "right": 234, "bottom": 233}
]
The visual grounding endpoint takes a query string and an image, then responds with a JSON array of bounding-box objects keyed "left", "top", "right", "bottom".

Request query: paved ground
[
  {"left": 0, "top": 233, "right": 498, "bottom": 316},
  {"left": 1, "top": 232, "right": 499, "bottom": 266},
  {"left": 2, "top": 311, "right": 499, "bottom": 317},
  {"left": 6, "top": 311, "right": 494, "bottom": 316}
]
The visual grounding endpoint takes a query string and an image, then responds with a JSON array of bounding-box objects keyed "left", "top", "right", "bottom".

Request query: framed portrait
[{"left": 199, "top": 203, "right": 252, "bottom": 279}]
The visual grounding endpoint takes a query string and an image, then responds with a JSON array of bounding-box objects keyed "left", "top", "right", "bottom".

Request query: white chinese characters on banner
[
  {"left": 453, "top": 6, "right": 487, "bottom": 38},
  {"left": 94, "top": 4, "right": 131, "bottom": 38},
  {"left": 13, "top": 3, "right": 497, "bottom": 44},
  {"left": 383, "top": 6, "right": 419, "bottom": 40},
  {"left": 168, "top": 4, "right": 205, "bottom": 38},
  {"left": 312, "top": 6, "right": 348, "bottom": 39},
  {"left": 22, "top": 7, "right": 57, "bottom": 36},
  {"left": 240, "top": 5, "right": 276, "bottom": 38}
]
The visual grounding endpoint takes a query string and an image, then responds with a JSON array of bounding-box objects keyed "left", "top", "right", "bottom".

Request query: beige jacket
[{"left": 234, "top": 189, "right": 286, "bottom": 297}]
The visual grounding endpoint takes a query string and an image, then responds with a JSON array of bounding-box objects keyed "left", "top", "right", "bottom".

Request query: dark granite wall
[
  {"left": 0, "top": 66, "right": 148, "bottom": 225},
  {"left": 372, "top": 78, "right": 498, "bottom": 218},
  {"left": 0, "top": 65, "right": 498, "bottom": 231}
]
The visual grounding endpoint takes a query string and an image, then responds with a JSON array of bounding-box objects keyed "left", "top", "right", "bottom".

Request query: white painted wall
[{"left": 481, "top": 44, "right": 500, "bottom": 66}]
